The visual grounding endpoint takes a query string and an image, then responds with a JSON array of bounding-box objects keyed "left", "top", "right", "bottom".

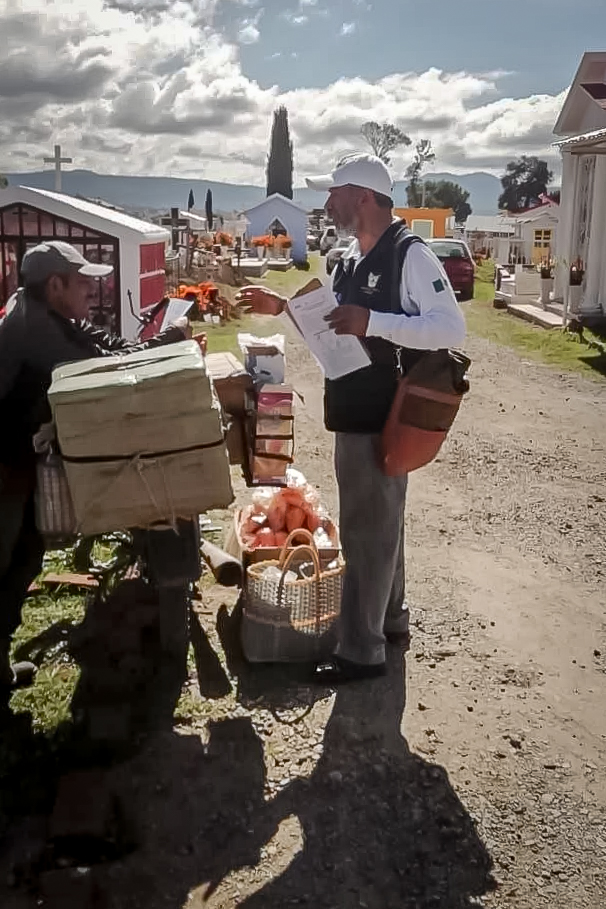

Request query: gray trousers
[{"left": 334, "top": 432, "right": 409, "bottom": 666}]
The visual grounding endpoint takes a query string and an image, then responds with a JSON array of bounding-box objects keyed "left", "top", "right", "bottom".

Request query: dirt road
[
  {"left": 85, "top": 323, "right": 605, "bottom": 909},
  {"left": 5, "top": 322, "right": 604, "bottom": 909},
  {"left": 286, "top": 325, "right": 606, "bottom": 907}
]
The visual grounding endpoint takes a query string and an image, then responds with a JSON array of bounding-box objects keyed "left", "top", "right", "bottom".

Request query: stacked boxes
[
  {"left": 248, "top": 385, "right": 295, "bottom": 485},
  {"left": 48, "top": 341, "right": 233, "bottom": 535},
  {"left": 236, "top": 333, "right": 295, "bottom": 487}
]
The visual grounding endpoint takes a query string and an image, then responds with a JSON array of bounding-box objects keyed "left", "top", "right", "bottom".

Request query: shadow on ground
[{"left": 0, "top": 603, "right": 495, "bottom": 909}]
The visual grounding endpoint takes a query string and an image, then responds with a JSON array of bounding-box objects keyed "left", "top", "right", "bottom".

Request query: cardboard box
[
  {"left": 49, "top": 341, "right": 234, "bottom": 533},
  {"left": 65, "top": 443, "right": 233, "bottom": 536},
  {"left": 238, "top": 334, "right": 285, "bottom": 384},
  {"left": 225, "top": 418, "right": 246, "bottom": 466},
  {"left": 49, "top": 341, "right": 220, "bottom": 459},
  {"left": 257, "top": 384, "right": 293, "bottom": 417},
  {"left": 205, "top": 351, "right": 253, "bottom": 417}
]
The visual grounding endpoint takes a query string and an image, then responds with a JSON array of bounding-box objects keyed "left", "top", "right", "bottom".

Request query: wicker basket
[
  {"left": 242, "top": 529, "right": 343, "bottom": 663},
  {"left": 34, "top": 450, "right": 78, "bottom": 546}
]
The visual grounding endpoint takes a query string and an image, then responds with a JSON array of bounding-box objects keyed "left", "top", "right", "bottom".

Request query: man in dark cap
[{"left": 0, "top": 241, "right": 188, "bottom": 708}]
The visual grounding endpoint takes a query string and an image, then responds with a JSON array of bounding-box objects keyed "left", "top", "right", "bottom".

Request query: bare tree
[
  {"left": 406, "top": 140, "right": 436, "bottom": 206},
  {"left": 360, "top": 121, "right": 411, "bottom": 165}
]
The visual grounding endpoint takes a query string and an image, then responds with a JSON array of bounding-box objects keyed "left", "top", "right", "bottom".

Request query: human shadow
[
  {"left": 78, "top": 646, "right": 493, "bottom": 909},
  {"left": 1, "top": 609, "right": 494, "bottom": 909},
  {"left": 239, "top": 648, "right": 496, "bottom": 909}
]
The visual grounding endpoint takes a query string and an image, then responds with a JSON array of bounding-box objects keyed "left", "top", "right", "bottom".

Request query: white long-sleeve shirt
[{"left": 333, "top": 230, "right": 467, "bottom": 350}]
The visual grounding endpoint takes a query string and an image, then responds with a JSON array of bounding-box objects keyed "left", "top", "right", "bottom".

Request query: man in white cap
[
  {"left": 237, "top": 153, "right": 466, "bottom": 683},
  {"left": 0, "top": 241, "right": 189, "bottom": 708}
]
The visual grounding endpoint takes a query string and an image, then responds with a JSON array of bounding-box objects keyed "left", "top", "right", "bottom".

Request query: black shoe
[
  {"left": 312, "top": 657, "right": 387, "bottom": 685},
  {"left": 385, "top": 630, "right": 411, "bottom": 650}
]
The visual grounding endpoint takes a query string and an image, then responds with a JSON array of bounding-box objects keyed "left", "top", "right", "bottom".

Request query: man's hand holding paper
[{"left": 323, "top": 304, "right": 370, "bottom": 337}]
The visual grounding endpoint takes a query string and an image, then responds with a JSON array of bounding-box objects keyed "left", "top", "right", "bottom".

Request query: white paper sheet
[
  {"left": 287, "top": 285, "right": 371, "bottom": 380},
  {"left": 160, "top": 298, "right": 195, "bottom": 332}
]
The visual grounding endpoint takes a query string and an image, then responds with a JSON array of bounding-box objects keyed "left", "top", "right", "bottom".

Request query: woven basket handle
[
  {"left": 276, "top": 543, "right": 322, "bottom": 632},
  {"left": 278, "top": 527, "right": 319, "bottom": 567}
]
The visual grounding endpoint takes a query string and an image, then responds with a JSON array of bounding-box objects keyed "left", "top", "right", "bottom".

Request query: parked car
[
  {"left": 307, "top": 231, "right": 320, "bottom": 251},
  {"left": 319, "top": 226, "right": 338, "bottom": 256},
  {"left": 326, "top": 236, "right": 354, "bottom": 275},
  {"left": 427, "top": 239, "right": 475, "bottom": 301}
]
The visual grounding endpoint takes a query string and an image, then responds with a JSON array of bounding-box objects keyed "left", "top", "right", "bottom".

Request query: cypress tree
[{"left": 266, "top": 106, "right": 294, "bottom": 199}]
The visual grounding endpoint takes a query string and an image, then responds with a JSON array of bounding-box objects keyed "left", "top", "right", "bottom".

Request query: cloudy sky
[{"left": 1, "top": 0, "right": 605, "bottom": 185}]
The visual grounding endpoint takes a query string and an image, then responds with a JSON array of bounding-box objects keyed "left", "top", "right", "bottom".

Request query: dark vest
[{"left": 324, "top": 220, "right": 425, "bottom": 434}]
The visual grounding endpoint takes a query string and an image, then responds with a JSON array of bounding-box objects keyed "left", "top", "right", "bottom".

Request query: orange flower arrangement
[
  {"left": 252, "top": 235, "right": 272, "bottom": 248},
  {"left": 177, "top": 281, "right": 219, "bottom": 312},
  {"left": 215, "top": 231, "right": 233, "bottom": 246}
]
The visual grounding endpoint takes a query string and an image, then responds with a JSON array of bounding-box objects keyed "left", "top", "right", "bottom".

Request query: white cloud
[
  {"left": 282, "top": 10, "right": 308, "bottom": 24},
  {"left": 0, "top": 0, "right": 567, "bottom": 186},
  {"left": 237, "top": 6, "right": 263, "bottom": 43},
  {"left": 340, "top": 21, "right": 357, "bottom": 36},
  {"left": 238, "top": 20, "right": 260, "bottom": 42}
]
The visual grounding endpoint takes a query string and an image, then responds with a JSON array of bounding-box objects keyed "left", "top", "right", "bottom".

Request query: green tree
[
  {"left": 422, "top": 179, "right": 472, "bottom": 223},
  {"left": 266, "top": 106, "right": 294, "bottom": 199},
  {"left": 405, "top": 139, "right": 435, "bottom": 206},
  {"left": 0, "top": 174, "right": 7, "bottom": 189},
  {"left": 360, "top": 121, "right": 411, "bottom": 165},
  {"left": 498, "top": 156, "right": 553, "bottom": 213},
  {"left": 205, "top": 188, "right": 214, "bottom": 231}
]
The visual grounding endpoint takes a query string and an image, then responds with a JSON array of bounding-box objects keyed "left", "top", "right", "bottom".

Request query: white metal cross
[{"left": 43, "top": 144, "right": 73, "bottom": 193}]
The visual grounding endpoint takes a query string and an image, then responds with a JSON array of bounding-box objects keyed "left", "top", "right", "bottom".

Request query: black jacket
[
  {"left": 0, "top": 293, "right": 185, "bottom": 467},
  {"left": 325, "top": 222, "right": 425, "bottom": 434}
]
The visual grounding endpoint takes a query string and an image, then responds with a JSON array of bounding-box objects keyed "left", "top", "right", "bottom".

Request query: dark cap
[{"left": 21, "top": 241, "right": 113, "bottom": 284}]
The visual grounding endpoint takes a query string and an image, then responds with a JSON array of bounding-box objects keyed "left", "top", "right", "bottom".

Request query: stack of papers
[{"left": 286, "top": 282, "right": 370, "bottom": 380}]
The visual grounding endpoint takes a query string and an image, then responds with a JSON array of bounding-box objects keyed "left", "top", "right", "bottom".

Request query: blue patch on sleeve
[{"left": 433, "top": 278, "right": 445, "bottom": 293}]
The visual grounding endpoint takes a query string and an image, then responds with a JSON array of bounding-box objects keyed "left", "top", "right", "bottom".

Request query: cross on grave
[
  {"left": 160, "top": 208, "right": 190, "bottom": 252},
  {"left": 43, "top": 144, "right": 73, "bottom": 193}
]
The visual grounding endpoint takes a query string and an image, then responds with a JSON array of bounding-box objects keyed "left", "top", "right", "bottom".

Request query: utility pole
[{"left": 43, "top": 144, "right": 73, "bottom": 193}]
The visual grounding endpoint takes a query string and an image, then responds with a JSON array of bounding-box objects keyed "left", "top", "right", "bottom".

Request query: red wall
[
  {"left": 140, "top": 242, "right": 165, "bottom": 274},
  {"left": 139, "top": 242, "right": 166, "bottom": 309},
  {"left": 140, "top": 274, "right": 166, "bottom": 309}
]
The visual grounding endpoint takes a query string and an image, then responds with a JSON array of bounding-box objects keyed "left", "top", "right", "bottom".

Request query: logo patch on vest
[
  {"left": 367, "top": 272, "right": 381, "bottom": 289},
  {"left": 433, "top": 278, "right": 446, "bottom": 293}
]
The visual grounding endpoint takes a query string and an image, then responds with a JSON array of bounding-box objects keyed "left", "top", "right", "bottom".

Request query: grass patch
[
  {"left": 473, "top": 259, "right": 496, "bottom": 303},
  {"left": 464, "top": 300, "right": 606, "bottom": 378},
  {"left": 10, "top": 549, "right": 87, "bottom": 733},
  {"left": 193, "top": 314, "right": 278, "bottom": 357},
  {"left": 247, "top": 252, "right": 324, "bottom": 297},
  {"left": 469, "top": 259, "right": 606, "bottom": 377},
  {"left": 193, "top": 257, "right": 324, "bottom": 356}
]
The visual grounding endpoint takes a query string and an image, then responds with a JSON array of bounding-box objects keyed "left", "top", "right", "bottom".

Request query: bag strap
[{"left": 390, "top": 230, "right": 426, "bottom": 316}]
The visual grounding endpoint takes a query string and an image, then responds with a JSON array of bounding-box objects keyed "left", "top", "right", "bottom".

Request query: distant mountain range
[{"left": 4, "top": 169, "right": 503, "bottom": 217}]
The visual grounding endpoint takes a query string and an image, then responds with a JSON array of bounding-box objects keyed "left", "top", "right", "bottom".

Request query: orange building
[{"left": 394, "top": 207, "right": 455, "bottom": 239}]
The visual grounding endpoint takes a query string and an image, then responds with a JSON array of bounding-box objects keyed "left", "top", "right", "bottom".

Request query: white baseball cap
[
  {"left": 21, "top": 241, "right": 113, "bottom": 283},
  {"left": 306, "top": 153, "right": 393, "bottom": 198}
]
